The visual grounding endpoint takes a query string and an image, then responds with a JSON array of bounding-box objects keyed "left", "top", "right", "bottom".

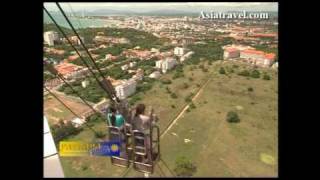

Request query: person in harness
[
  {"left": 107, "top": 105, "right": 126, "bottom": 151},
  {"left": 107, "top": 106, "right": 125, "bottom": 128},
  {"left": 132, "top": 104, "right": 153, "bottom": 164}
]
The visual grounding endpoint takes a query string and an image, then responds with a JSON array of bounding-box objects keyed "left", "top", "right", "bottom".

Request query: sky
[{"left": 44, "top": 2, "right": 278, "bottom": 13}]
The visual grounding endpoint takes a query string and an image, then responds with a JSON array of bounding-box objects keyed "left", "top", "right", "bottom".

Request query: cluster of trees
[
  {"left": 128, "top": 94, "right": 142, "bottom": 106},
  {"left": 251, "top": 70, "right": 261, "bottom": 78},
  {"left": 76, "top": 27, "right": 164, "bottom": 49},
  {"left": 173, "top": 64, "right": 184, "bottom": 79},
  {"left": 136, "top": 82, "right": 153, "bottom": 94},
  {"left": 165, "top": 86, "right": 178, "bottom": 99},
  {"left": 136, "top": 59, "right": 156, "bottom": 73},
  {"left": 184, "top": 92, "right": 194, "bottom": 103},
  {"left": 44, "top": 23, "right": 164, "bottom": 56},
  {"left": 263, "top": 73, "right": 271, "bottom": 80},
  {"left": 189, "top": 102, "right": 196, "bottom": 109},
  {"left": 105, "top": 66, "right": 131, "bottom": 79},
  {"left": 51, "top": 120, "right": 83, "bottom": 143},
  {"left": 160, "top": 78, "right": 172, "bottom": 84},
  {"left": 58, "top": 79, "right": 105, "bottom": 103},
  {"left": 237, "top": 69, "right": 271, "bottom": 80},
  {"left": 91, "top": 44, "right": 133, "bottom": 56},
  {"left": 187, "top": 39, "right": 230, "bottom": 64},
  {"left": 238, "top": 70, "right": 250, "bottom": 77}
]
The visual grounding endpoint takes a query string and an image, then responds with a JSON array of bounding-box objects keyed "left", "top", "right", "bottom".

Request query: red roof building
[{"left": 55, "top": 63, "right": 82, "bottom": 76}]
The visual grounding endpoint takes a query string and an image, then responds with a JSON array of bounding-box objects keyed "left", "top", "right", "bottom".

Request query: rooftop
[
  {"left": 225, "top": 47, "right": 239, "bottom": 52},
  {"left": 241, "top": 49, "right": 265, "bottom": 55},
  {"left": 55, "top": 62, "right": 82, "bottom": 75},
  {"left": 265, "top": 53, "right": 276, "bottom": 60}
]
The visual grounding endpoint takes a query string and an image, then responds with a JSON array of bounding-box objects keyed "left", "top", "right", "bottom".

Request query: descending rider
[
  {"left": 107, "top": 106, "right": 125, "bottom": 128},
  {"left": 107, "top": 106, "right": 126, "bottom": 151},
  {"left": 132, "top": 104, "right": 153, "bottom": 163}
]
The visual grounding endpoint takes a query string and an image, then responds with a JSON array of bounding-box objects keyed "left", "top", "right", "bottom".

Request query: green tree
[
  {"left": 183, "top": 82, "right": 189, "bottom": 89},
  {"left": 219, "top": 67, "right": 226, "bottom": 74},
  {"left": 251, "top": 70, "right": 261, "bottom": 78},
  {"left": 238, "top": 70, "right": 250, "bottom": 76},
  {"left": 174, "top": 156, "right": 197, "bottom": 177},
  {"left": 95, "top": 131, "right": 106, "bottom": 139},
  {"left": 51, "top": 121, "right": 83, "bottom": 143},
  {"left": 263, "top": 74, "right": 271, "bottom": 80},
  {"left": 189, "top": 102, "right": 196, "bottom": 109},
  {"left": 226, "top": 111, "right": 240, "bottom": 123},
  {"left": 171, "top": 93, "right": 178, "bottom": 99},
  {"left": 161, "top": 78, "right": 172, "bottom": 84}
]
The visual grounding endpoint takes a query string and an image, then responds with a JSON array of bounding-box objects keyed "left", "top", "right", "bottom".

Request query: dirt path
[{"left": 160, "top": 76, "right": 212, "bottom": 138}]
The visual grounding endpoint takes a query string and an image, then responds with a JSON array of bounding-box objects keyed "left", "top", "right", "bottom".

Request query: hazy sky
[{"left": 44, "top": 2, "right": 278, "bottom": 12}]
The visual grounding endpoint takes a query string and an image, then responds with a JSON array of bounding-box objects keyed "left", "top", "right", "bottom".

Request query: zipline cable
[
  {"left": 43, "top": 6, "right": 113, "bottom": 101},
  {"left": 44, "top": 62, "right": 107, "bottom": 119},
  {"left": 55, "top": 2, "right": 119, "bottom": 103},
  {"left": 44, "top": 86, "right": 99, "bottom": 136}
]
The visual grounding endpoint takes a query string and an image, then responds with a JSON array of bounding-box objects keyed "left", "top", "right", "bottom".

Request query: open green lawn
[
  {"left": 58, "top": 60, "right": 278, "bottom": 177},
  {"left": 133, "top": 61, "right": 214, "bottom": 135},
  {"left": 160, "top": 62, "right": 278, "bottom": 177}
]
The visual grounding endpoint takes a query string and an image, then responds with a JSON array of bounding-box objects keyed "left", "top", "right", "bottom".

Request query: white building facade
[
  {"left": 155, "top": 57, "right": 177, "bottom": 73},
  {"left": 44, "top": 31, "right": 59, "bottom": 46},
  {"left": 174, "top": 47, "right": 185, "bottom": 56},
  {"left": 114, "top": 79, "right": 137, "bottom": 100}
]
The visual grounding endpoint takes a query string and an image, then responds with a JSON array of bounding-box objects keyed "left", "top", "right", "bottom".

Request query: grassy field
[
  {"left": 57, "top": 60, "right": 278, "bottom": 177},
  {"left": 159, "top": 61, "right": 278, "bottom": 177}
]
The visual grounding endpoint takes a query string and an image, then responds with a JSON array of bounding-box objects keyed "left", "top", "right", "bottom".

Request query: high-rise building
[
  {"left": 44, "top": 31, "right": 59, "bottom": 46},
  {"left": 114, "top": 79, "right": 137, "bottom": 100},
  {"left": 155, "top": 57, "right": 177, "bottom": 73},
  {"left": 174, "top": 47, "right": 185, "bottom": 57}
]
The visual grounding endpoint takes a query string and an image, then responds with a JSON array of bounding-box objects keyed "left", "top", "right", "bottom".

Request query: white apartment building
[
  {"left": 155, "top": 57, "right": 177, "bottom": 73},
  {"left": 155, "top": 60, "right": 163, "bottom": 69},
  {"left": 44, "top": 31, "right": 59, "bottom": 46},
  {"left": 114, "top": 79, "right": 137, "bottom": 100},
  {"left": 174, "top": 47, "right": 185, "bottom": 56}
]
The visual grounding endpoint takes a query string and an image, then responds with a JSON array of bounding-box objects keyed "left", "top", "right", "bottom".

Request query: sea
[{"left": 43, "top": 13, "right": 113, "bottom": 29}]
